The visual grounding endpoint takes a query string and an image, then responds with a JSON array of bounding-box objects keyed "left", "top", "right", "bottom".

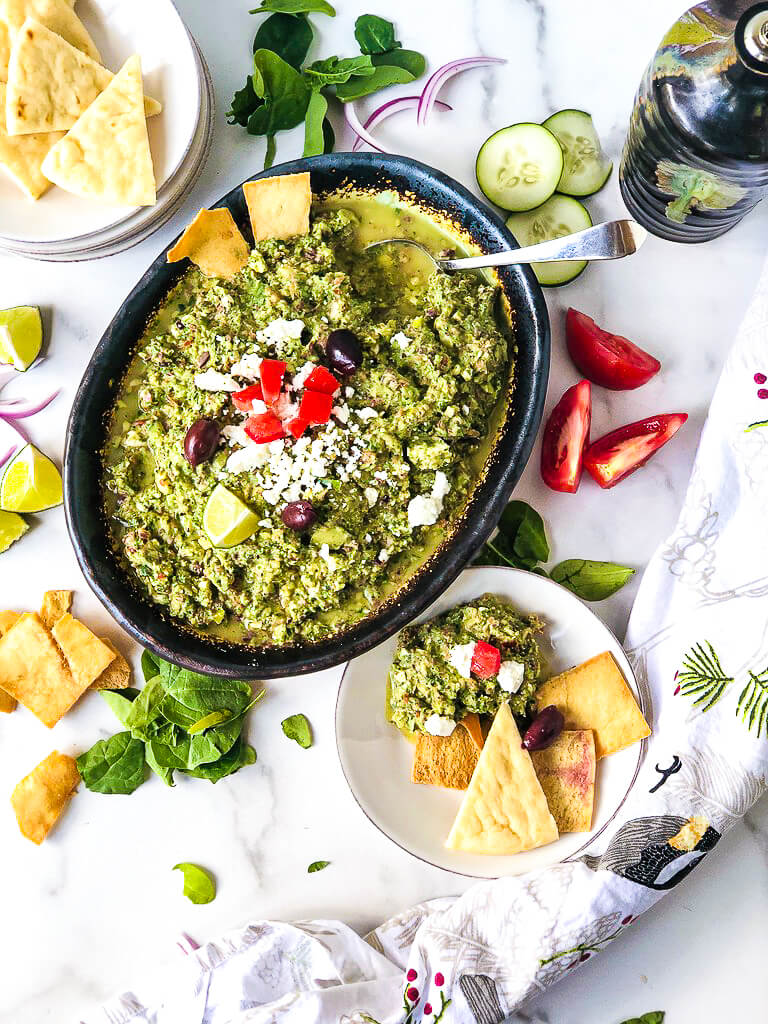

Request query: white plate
[
  {"left": 0, "top": 0, "right": 200, "bottom": 244},
  {"left": 335, "top": 566, "right": 646, "bottom": 879}
]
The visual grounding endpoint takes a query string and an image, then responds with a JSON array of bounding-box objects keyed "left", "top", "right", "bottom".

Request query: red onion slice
[
  {"left": 0, "top": 389, "right": 59, "bottom": 420},
  {"left": 0, "top": 445, "right": 17, "bottom": 471},
  {"left": 351, "top": 95, "right": 452, "bottom": 152},
  {"left": 344, "top": 102, "right": 388, "bottom": 153},
  {"left": 417, "top": 56, "right": 505, "bottom": 127},
  {"left": 0, "top": 369, "right": 16, "bottom": 395}
]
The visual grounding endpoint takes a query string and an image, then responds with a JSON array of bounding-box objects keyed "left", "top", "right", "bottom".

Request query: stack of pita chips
[{"left": 0, "top": 0, "right": 158, "bottom": 204}]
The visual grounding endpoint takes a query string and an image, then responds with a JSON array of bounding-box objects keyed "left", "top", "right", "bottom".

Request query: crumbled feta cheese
[
  {"left": 221, "top": 425, "right": 250, "bottom": 447},
  {"left": 377, "top": 548, "right": 390, "bottom": 563},
  {"left": 431, "top": 470, "right": 450, "bottom": 503},
  {"left": 230, "top": 352, "right": 263, "bottom": 379},
  {"left": 225, "top": 444, "right": 271, "bottom": 474},
  {"left": 258, "top": 519, "right": 272, "bottom": 528},
  {"left": 332, "top": 403, "right": 350, "bottom": 424},
  {"left": 424, "top": 714, "right": 456, "bottom": 737},
  {"left": 392, "top": 331, "right": 412, "bottom": 350},
  {"left": 364, "top": 533, "right": 372, "bottom": 543},
  {"left": 364, "top": 487, "right": 379, "bottom": 508},
  {"left": 345, "top": 386, "right": 355, "bottom": 398},
  {"left": 256, "top": 318, "right": 305, "bottom": 354},
  {"left": 497, "top": 660, "right": 526, "bottom": 693},
  {"left": 317, "top": 543, "right": 337, "bottom": 573},
  {"left": 292, "top": 361, "right": 316, "bottom": 390},
  {"left": 355, "top": 407, "right": 378, "bottom": 420},
  {"left": 194, "top": 370, "right": 239, "bottom": 391},
  {"left": 448, "top": 642, "right": 476, "bottom": 679},
  {"left": 407, "top": 470, "right": 452, "bottom": 530}
]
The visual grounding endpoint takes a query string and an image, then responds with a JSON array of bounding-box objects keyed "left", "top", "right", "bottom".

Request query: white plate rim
[{"left": 335, "top": 565, "right": 648, "bottom": 879}]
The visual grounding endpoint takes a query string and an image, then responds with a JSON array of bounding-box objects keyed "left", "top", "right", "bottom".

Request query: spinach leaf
[
  {"left": 148, "top": 711, "right": 246, "bottom": 773},
  {"left": 303, "top": 89, "right": 328, "bottom": 157},
  {"left": 141, "top": 650, "right": 161, "bottom": 682},
  {"left": 76, "top": 733, "right": 146, "bottom": 795},
  {"left": 371, "top": 48, "right": 425, "bottom": 77},
  {"left": 182, "top": 738, "right": 257, "bottom": 783},
  {"left": 303, "top": 54, "right": 375, "bottom": 87},
  {"left": 173, "top": 863, "right": 216, "bottom": 904},
  {"left": 550, "top": 560, "right": 635, "bottom": 601},
  {"left": 354, "top": 14, "right": 400, "bottom": 54},
  {"left": 145, "top": 739, "right": 175, "bottom": 787},
  {"left": 125, "top": 675, "right": 167, "bottom": 739},
  {"left": 335, "top": 64, "right": 416, "bottom": 102},
  {"left": 248, "top": 49, "right": 312, "bottom": 167},
  {"left": 322, "top": 115, "right": 335, "bottom": 153},
  {"left": 160, "top": 674, "right": 253, "bottom": 731},
  {"left": 250, "top": 0, "right": 335, "bottom": 16},
  {"left": 475, "top": 500, "right": 549, "bottom": 570},
  {"left": 253, "top": 12, "right": 312, "bottom": 68},
  {"left": 282, "top": 712, "right": 312, "bottom": 748},
  {"left": 308, "top": 860, "right": 330, "bottom": 872},
  {"left": 100, "top": 687, "right": 139, "bottom": 727},
  {"left": 619, "top": 1014, "right": 665, "bottom": 1024}
]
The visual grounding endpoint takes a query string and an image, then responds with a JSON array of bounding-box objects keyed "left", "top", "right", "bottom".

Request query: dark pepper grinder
[{"left": 620, "top": 1, "right": 768, "bottom": 242}]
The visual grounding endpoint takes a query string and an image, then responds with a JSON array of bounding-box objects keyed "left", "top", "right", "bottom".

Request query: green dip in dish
[
  {"left": 388, "top": 594, "right": 543, "bottom": 734},
  {"left": 104, "top": 202, "right": 513, "bottom": 647}
]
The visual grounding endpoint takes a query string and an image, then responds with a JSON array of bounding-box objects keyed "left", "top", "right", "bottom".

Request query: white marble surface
[{"left": 1, "top": 1, "right": 767, "bottom": 1021}]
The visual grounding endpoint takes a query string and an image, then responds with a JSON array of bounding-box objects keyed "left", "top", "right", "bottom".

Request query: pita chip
[
  {"left": 411, "top": 724, "right": 480, "bottom": 790},
  {"left": 531, "top": 730, "right": 596, "bottom": 833},
  {"left": 91, "top": 638, "right": 131, "bottom": 690},
  {"left": 536, "top": 651, "right": 651, "bottom": 759},
  {"left": 11, "top": 750, "right": 79, "bottom": 843},
  {"left": 51, "top": 613, "right": 115, "bottom": 689},
  {"left": 42, "top": 54, "right": 156, "bottom": 206},
  {"left": 6, "top": 21, "right": 159, "bottom": 136},
  {"left": 0, "top": 19, "right": 10, "bottom": 82},
  {"left": 40, "top": 588, "right": 72, "bottom": 629},
  {"left": 0, "top": 81, "right": 62, "bottom": 198},
  {"left": 243, "top": 171, "right": 311, "bottom": 241},
  {"left": 0, "top": 0, "right": 100, "bottom": 63},
  {"left": 0, "top": 612, "right": 83, "bottom": 726},
  {"left": 445, "top": 702, "right": 559, "bottom": 855},
  {"left": 167, "top": 208, "right": 251, "bottom": 279},
  {"left": 0, "top": 609, "right": 20, "bottom": 636}
]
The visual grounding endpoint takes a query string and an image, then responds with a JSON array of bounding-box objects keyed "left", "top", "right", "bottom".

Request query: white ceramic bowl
[{"left": 336, "top": 566, "right": 647, "bottom": 879}]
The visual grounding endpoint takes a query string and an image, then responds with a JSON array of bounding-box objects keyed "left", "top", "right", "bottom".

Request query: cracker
[
  {"left": 90, "top": 638, "right": 131, "bottom": 690},
  {"left": 41, "top": 54, "right": 156, "bottom": 206},
  {"left": 531, "top": 730, "right": 596, "bottom": 833},
  {"left": 445, "top": 702, "right": 558, "bottom": 855},
  {"left": 243, "top": 171, "right": 311, "bottom": 242},
  {"left": 0, "top": 612, "right": 81, "bottom": 726},
  {"left": 40, "top": 588, "right": 72, "bottom": 629},
  {"left": 11, "top": 750, "right": 79, "bottom": 843},
  {"left": 167, "top": 208, "right": 250, "bottom": 279},
  {"left": 0, "top": 0, "right": 100, "bottom": 64},
  {"left": 411, "top": 724, "right": 479, "bottom": 790},
  {"left": 51, "top": 613, "right": 115, "bottom": 690},
  {"left": 535, "top": 651, "right": 650, "bottom": 759},
  {"left": 0, "top": 80, "right": 62, "bottom": 198}
]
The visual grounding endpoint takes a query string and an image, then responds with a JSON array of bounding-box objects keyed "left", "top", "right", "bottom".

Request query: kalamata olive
[
  {"left": 521, "top": 705, "right": 564, "bottom": 752},
  {"left": 184, "top": 418, "right": 220, "bottom": 467},
  {"left": 326, "top": 329, "right": 363, "bottom": 377},
  {"left": 281, "top": 500, "right": 317, "bottom": 532}
]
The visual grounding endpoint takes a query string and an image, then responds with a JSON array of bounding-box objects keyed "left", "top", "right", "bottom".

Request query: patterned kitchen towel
[{"left": 83, "top": 261, "right": 768, "bottom": 1024}]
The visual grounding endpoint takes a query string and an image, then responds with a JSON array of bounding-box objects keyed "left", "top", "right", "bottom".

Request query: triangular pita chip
[
  {"left": 91, "top": 637, "right": 132, "bottom": 690},
  {"left": 0, "top": 0, "right": 99, "bottom": 62},
  {"left": 445, "top": 702, "right": 559, "bottom": 855},
  {"left": 0, "top": 19, "right": 10, "bottom": 82},
  {"left": 40, "top": 588, "right": 72, "bottom": 629},
  {"left": 6, "top": 20, "right": 159, "bottom": 135},
  {"left": 167, "top": 207, "right": 251, "bottom": 279},
  {"left": 0, "top": 611, "right": 83, "bottom": 727},
  {"left": 11, "top": 750, "right": 79, "bottom": 843},
  {"left": 0, "top": 80, "right": 62, "bottom": 197},
  {"left": 41, "top": 54, "right": 156, "bottom": 206},
  {"left": 0, "top": 608, "right": 20, "bottom": 636},
  {"left": 531, "top": 730, "right": 596, "bottom": 833},
  {"left": 411, "top": 724, "right": 479, "bottom": 790},
  {"left": 243, "top": 171, "right": 311, "bottom": 242},
  {"left": 535, "top": 651, "right": 650, "bottom": 759},
  {"left": 51, "top": 613, "right": 115, "bottom": 689}
]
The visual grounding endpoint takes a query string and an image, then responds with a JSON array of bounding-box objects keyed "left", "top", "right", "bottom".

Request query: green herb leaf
[
  {"left": 550, "top": 559, "right": 635, "bottom": 601},
  {"left": 335, "top": 63, "right": 415, "bottom": 102},
  {"left": 173, "top": 863, "right": 216, "bottom": 904},
  {"left": 304, "top": 54, "right": 375, "bottom": 86},
  {"left": 250, "top": 0, "right": 335, "bottom": 16},
  {"left": 308, "top": 860, "right": 330, "bottom": 872},
  {"left": 159, "top": 673, "right": 253, "bottom": 731},
  {"left": 303, "top": 89, "right": 328, "bottom": 157},
  {"left": 371, "top": 48, "right": 425, "bottom": 77},
  {"left": 618, "top": 1013, "right": 665, "bottom": 1024},
  {"left": 227, "top": 75, "right": 261, "bottom": 127},
  {"left": 140, "top": 650, "right": 161, "bottom": 682},
  {"left": 125, "top": 675, "right": 167, "bottom": 740},
  {"left": 187, "top": 710, "right": 232, "bottom": 735},
  {"left": 354, "top": 14, "right": 400, "bottom": 54},
  {"left": 100, "top": 687, "right": 139, "bottom": 727},
  {"left": 145, "top": 739, "right": 175, "bottom": 787},
  {"left": 474, "top": 500, "right": 549, "bottom": 570},
  {"left": 253, "top": 11, "right": 312, "bottom": 68},
  {"left": 282, "top": 712, "right": 312, "bottom": 748},
  {"left": 181, "top": 738, "right": 257, "bottom": 783},
  {"left": 76, "top": 732, "right": 146, "bottom": 795},
  {"left": 248, "top": 50, "right": 311, "bottom": 159}
]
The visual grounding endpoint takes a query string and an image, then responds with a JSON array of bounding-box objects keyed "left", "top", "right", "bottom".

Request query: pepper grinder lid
[{"left": 737, "top": 2, "right": 768, "bottom": 73}]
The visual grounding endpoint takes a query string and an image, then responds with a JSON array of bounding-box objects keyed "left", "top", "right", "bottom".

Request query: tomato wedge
[
  {"left": 471, "top": 641, "right": 501, "bottom": 679},
  {"left": 583, "top": 413, "right": 688, "bottom": 488},
  {"left": 566, "top": 309, "right": 661, "bottom": 391},
  {"left": 540, "top": 380, "right": 591, "bottom": 493}
]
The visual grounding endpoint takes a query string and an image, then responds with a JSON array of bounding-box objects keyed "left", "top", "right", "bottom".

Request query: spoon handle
[{"left": 441, "top": 220, "right": 647, "bottom": 271}]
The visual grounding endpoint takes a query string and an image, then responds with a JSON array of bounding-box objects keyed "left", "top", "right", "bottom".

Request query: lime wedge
[
  {"left": 0, "top": 444, "right": 62, "bottom": 513},
  {"left": 0, "top": 306, "right": 43, "bottom": 371},
  {"left": 0, "top": 510, "right": 28, "bottom": 552},
  {"left": 203, "top": 483, "right": 259, "bottom": 547}
]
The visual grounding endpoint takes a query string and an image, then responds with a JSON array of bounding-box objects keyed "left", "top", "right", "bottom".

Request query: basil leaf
[
  {"left": 282, "top": 713, "right": 312, "bottom": 748},
  {"left": 304, "top": 54, "right": 375, "bottom": 87},
  {"left": 371, "top": 48, "right": 425, "bottom": 77},
  {"left": 250, "top": 0, "right": 335, "bottom": 15},
  {"left": 619, "top": 1014, "right": 665, "bottom": 1024},
  {"left": 303, "top": 89, "right": 328, "bottom": 157},
  {"left": 76, "top": 733, "right": 146, "bottom": 795},
  {"left": 182, "top": 738, "right": 257, "bottom": 783},
  {"left": 248, "top": 49, "right": 311, "bottom": 147},
  {"left": 354, "top": 14, "right": 400, "bottom": 54},
  {"left": 308, "top": 860, "right": 330, "bottom": 872},
  {"left": 253, "top": 12, "right": 312, "bottom": 68},
  {"left": 140, "top": 650, "right": 161, "bottom": 682},
  {"left": 473, "top": 532, "right": 518, "bottom": 569},
  {"left": 187, "top": 710, "right": 232, "bottom": 735},
  {"left": 550, "top": 559, "right": 635, "bottom": 601},
  {"left": 173, "top": 863, "right": 216, "bottom": 904},
  {"left": 500, "top": 500, "right": 549, "bottom": 565},
  {"left": 335, "top": 64, "right": 415, "bottom": 102},
  {"left": 100, "top": 687, "right": 139, "bottom": 727}
]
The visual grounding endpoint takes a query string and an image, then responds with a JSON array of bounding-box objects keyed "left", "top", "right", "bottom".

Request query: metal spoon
[{"left": 365, "top": 219, "right": 647, "bottom": 272}]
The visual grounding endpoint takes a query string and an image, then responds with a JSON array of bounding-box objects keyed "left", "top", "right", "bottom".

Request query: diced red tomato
[
  {"left": 299, "top": 389, "right": 333, "bottom": 425},
  {"left": 583, "top": 413, "right": 688, "bottom": 488},
  {"left": 285, "top": 415, "right": 310, "bottom": 440},
  {"left": 471, "top": 641, "right": 501, "bottom": 679},
  {"left": 304, "top": 366, "right": 340, "bottom": 395},
  {"left": 244, "top": 411, "right": 285, "bottom": 444},
  {"left": 231, "top": 382, "right": 264, "bottom": 411},
  {"left": 259, "top": 359, "right": 287, "bottom": 405},
  {"left": 540, "top": 380, "right": 591, "bottom": 493},
  {"left": 566, "top": 309, "right": 661, "bottom": 391}
]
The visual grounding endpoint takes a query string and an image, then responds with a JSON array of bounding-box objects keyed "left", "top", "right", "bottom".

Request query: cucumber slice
[
  {"left": 505, "top": 195, "right": 592, "bottom": 287},
  {"left": 542, "top": 109, "right": 613, "bottom": 197},
  {"left": 476, "top": 123, "right": 563, "bottom": 212}
]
